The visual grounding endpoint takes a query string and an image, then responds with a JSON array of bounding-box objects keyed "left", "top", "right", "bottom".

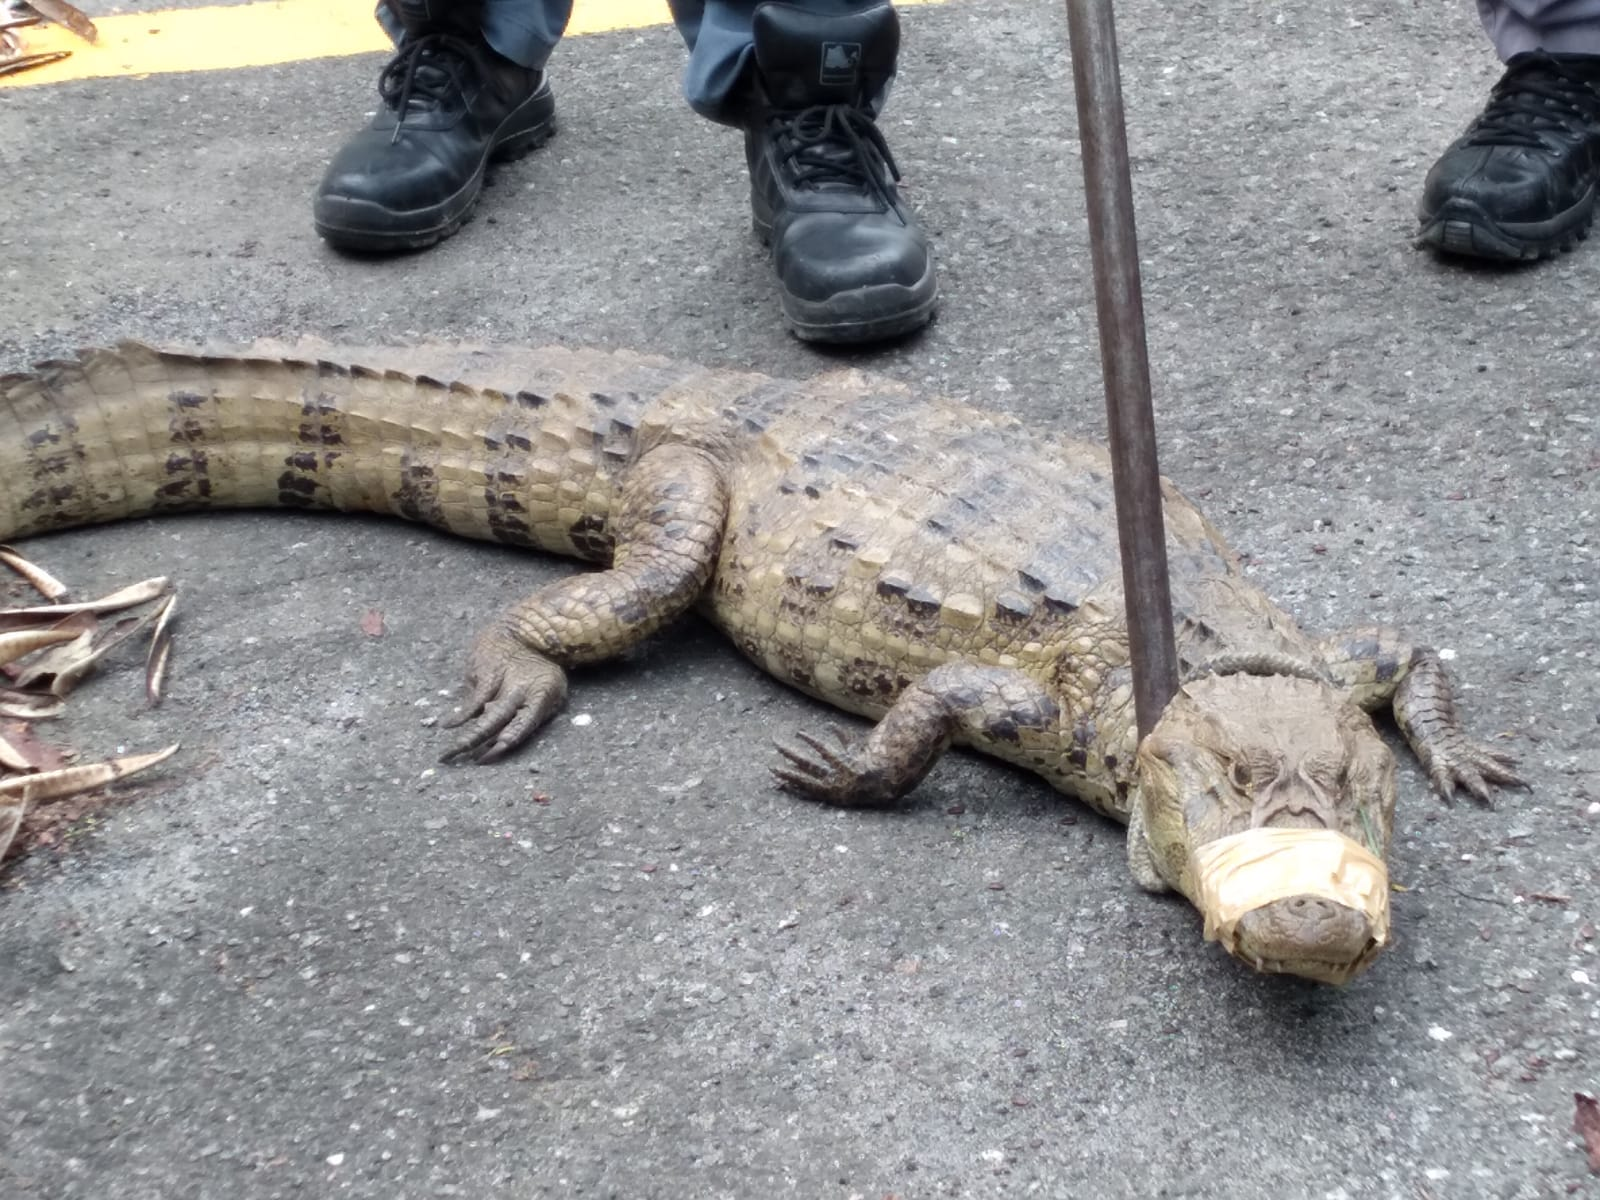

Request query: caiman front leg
[
  {"left": 443, "top": 443, "right": 729, "bottom": 763},
  {"left": 1316, "top": 626, "right": 1524, "bottom": 803},
  {"left": 771, "top": 663, "right": 1060, "bottom": 807}
]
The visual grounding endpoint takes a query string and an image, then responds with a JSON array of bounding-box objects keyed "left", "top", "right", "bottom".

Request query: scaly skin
[{"left": 0, "top": 342, "right": 1522, "bottom": 981}]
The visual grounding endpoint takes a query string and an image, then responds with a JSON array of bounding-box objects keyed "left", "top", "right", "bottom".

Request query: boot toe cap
[
  {"left": 1421, "top": 143, "right": 1576, "bottom": 225},
  {"left": 773, "top": 213, "right": 933, "bottom": 302},
  {"left": 315, "top": 132, "right": 465, "bottom": 213}
]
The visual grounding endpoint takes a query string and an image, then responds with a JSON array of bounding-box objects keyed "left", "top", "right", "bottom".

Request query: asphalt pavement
[{"left": 1, "top": 1, "right": 1597, "bottom": 1197}]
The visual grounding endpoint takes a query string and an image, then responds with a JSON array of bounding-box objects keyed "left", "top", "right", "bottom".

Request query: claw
[
  {"left": 471, "top": 739, "right": 517, "bottom": 766},
  {"left": 441, "top": 690, "right": 527, "bottom": 764},
  {"left": 440, "top": 705, "right": 480, "bottom": 732},
  {"left": 474, "top": 695, "right": 552, "bottom": 764},
  {"left": 769, "top": 725, "right": 887, "bottom": 807},
  {"left": 1427, "top": 743, "right": 1527, "bottom": 808},
  {"left": 770, "top": 761, "right": 848, "bottom": 802},
  {"left": 441, "top": 665, "right": 503, "bottom": 732},
  {"left": 770, "top": 766, "right": 817, "bottom": 794},
  {"left": 772, "top": 726, "right": 855, "bottom": 786},
  {"left": 1428, "top": 767, "right": 1462, "bottom": 808},
  {"left": 771, "top": 730, "right": 836, "bottom": 799},
  {"left": 797, "top": 729, "right": 850, "bottom": 768},
  {"left": 438, "top": 629, "right": 569, "bottom": 765},
  {"left": 772, "top": 743, "right": 823, "bottom": 779},
  {"left": 1480, "top": 753, "right": 1524, "bottom": 785}
]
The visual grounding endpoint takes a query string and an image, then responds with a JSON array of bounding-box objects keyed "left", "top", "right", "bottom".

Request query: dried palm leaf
[
  {"left": 0, "top": 625, "right": 82, "bottom": 667},
  {"left": 24, "top": 0, "right": 96, "bottom": 43},
  {"left": 0, "top": 545, "right": 70, "bottom": 601},
  {"left": 0, "top": 743, "right": 180, "bottom": 803}
]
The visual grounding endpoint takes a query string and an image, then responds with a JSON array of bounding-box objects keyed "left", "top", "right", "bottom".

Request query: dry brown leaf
[
  {"left": 0, "top": 576, "right": 169, "bottom": 624},
  {"left": 0, "top": 798, "right": 22, "bottom": 862},
  {"left": 0, "top": 611, "right": 65, "bottom": 634},
  {"left": 0, "top": 748, "right": 172, "bottom": 863},
  {"left": 0, "top": 720, "right": 67, "bottom": 772},
  {"left": 0, "top": 555, "right": 191, "bottom": 871},
  {"left": 146, "top": 638, "right": 173, "bottom": 704},
  {"left": 23, "top": 0, "right": 97, "bottom": 43},
  {"left": 1577, "top": 1092, "right": 1600, "bottom": 1173},
  {"left": 0, "top": 690, "right": 65, "bottom": 719},
  {"left": 360, "top": 608, "right": 387, "bottom": 638},
  {"left": 0, "top": 625, "right": 84, "bottom": 668},
  {"left": 9, "top": 626, "right": 95, "bottom": 691},
  {"left": 145, "top": 591, "right": 177, "bottom": 705},
  {"left": 0, "top": 545, "right": 70, "bottom": 601},
  {"left": 47, "top": 615, "right": 142, "bottom": 698},
  {"left": 12, "top": 607, "right": 163, "bottom": 698},
  {"left": 0, "top": 611, "right": 96, "bottom": 650},
  {"left": 0, "top": 744, "right": 179, "bottom": 803},
  {"left": 0, "top": 730, "right": 29, "bottom": 772},
  {"left": 0, "top": 554, "right": 185, "bottom": 869},
  {"left": 5, "top": 780, "right": 173, "bottom": 862}
]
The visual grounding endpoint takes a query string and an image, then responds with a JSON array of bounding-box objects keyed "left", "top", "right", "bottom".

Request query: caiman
[{"left": 0, "top": 342, "right": 1522, "bottom": 984}]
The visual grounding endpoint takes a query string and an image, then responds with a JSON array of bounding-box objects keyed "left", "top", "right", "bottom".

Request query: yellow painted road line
[
  {"left": 0, "top": 0, "right": 946, "bottom": 89},
  {"left": 2, "top": 0, "right": 391, "bottom": 87}
]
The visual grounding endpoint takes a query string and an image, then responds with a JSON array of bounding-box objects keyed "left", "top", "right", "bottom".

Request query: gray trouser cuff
[{"left": 1479, "top": 0, "right": 1600, "bottom": 59}]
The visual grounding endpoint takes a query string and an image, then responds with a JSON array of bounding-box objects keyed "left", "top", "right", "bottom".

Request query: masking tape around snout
[{"left": 1189, "top": 828, "right": 1391, "bottom": 955}]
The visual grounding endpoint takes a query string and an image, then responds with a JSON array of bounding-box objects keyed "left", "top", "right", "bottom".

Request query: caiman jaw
[
  {"left": 1188, "top": 826, "right": 1391, "bottom": 986},
  {"left": 1231, "top": 895, "right": 1385, "bottom": 986}
]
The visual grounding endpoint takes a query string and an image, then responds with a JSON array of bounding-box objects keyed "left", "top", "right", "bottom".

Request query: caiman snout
[
  {"left": 1186, "top": 826, "right": 1392, "bottom": 985},
  {"left": 1234, "top": 895, "right": 1382, "bottom": 984}
]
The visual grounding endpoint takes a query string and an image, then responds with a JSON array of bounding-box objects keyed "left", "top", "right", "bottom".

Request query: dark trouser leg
[
  {"left": 666, "top": 0, "right": 892, "bottom": 121},
  {"left": 1477, "top": 0, "right": 1600, "bottom": 58},
  {"left": 379, "top": 0, "right": 572, "bottom": 68}
]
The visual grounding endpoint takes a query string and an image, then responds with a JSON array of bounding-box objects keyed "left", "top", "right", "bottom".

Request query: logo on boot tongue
[{"left": 820, "top": 42, "right": 862, "bottom": 88}]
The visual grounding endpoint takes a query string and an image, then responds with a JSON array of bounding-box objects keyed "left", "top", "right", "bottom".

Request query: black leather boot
[
  {"left": 313, "top": 25, "right": 556, "bottom": 253},
  {"left": 744, "top": 2, "right": 937, "bottom": 343},
  {"left": 1417, "top": 52, "right": 1600, "bottom": 261}
]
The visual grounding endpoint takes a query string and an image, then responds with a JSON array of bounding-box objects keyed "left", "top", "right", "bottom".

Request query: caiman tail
[{"left": 0, "top": 342, "right": 643, "bottom": 560}]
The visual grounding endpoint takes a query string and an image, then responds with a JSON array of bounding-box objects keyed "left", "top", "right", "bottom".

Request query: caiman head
[{"left": 1128, "top": 667, "right": 1398, "bottom": 985}]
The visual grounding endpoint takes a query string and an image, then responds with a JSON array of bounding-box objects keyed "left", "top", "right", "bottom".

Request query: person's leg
[
  {"left": 1477, "top": 0, "right": 1600, "bottom": 57},
  {"left": 667, "top": 0, "right": 938, "bottom": 343},
  {"left": 382, "top": 0, "right": 570, "bottom": 68},
  {"left": 1416, "top": 0, "right": 1600, "bottom": 261},
  {"left": 313, "top": 0, "right": 570, "bottom": 253},
  {"left": 668, "top": 0, "right": 892, "bottom": 122}
]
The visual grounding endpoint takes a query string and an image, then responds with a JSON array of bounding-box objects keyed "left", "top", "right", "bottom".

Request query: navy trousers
[
  {"left": 1477, "top": 0, "right": 1600, "bottom": 57},
  {"left": 381, "top": 0, "right": 895, "bottom": 123}
]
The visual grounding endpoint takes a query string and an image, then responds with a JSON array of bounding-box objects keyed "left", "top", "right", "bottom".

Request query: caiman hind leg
[
  {"left": 1316, "top": 626, "right": 1524, "bottom": 803},
  {"left": 443, "top": 443, "right": 729, "bottom": 763},
  {"left": 772, "top": 663, "right": 1060, "bottom": 807}
]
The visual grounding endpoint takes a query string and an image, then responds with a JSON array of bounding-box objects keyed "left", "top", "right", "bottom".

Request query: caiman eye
[{"left": 1229, "top": 760, "right": 1252, "bottom": 791}]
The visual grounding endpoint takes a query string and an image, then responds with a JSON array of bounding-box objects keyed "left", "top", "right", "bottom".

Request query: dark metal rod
[{"left": 1063, "top": 0, "right": 1179, "bottom": 739}]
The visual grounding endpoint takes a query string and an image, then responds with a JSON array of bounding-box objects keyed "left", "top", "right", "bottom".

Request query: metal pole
[{"left": 1063, "top": 0, "right": 1179, "bottom": 739}]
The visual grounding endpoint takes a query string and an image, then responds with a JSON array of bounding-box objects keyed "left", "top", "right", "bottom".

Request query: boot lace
[
  {"left": 1464, "top": 53, "right": 1600, "bottom": 150},
  {"left": 378, "top": 33, "right": 477, "bottom": 144},
  {"left": 765, "top": 103, "right": 900, "bottom": 208}
]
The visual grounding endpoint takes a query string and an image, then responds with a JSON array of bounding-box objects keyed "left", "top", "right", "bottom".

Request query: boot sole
[
  {"left": 314, "top": 97, "right": 557, "bottom": 254},
  {"left": 1416, "top": 189, "right": 1596, "bottom": 262},
  {"left": 753, "top": 216, "right": 940, "bottom": 345}
]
